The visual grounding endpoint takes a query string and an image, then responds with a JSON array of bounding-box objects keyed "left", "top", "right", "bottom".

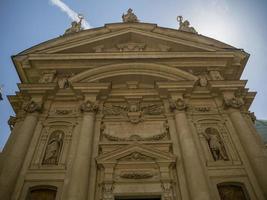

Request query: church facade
[{"left": 0, "top": 10, "right": 267, "bottom": 200}]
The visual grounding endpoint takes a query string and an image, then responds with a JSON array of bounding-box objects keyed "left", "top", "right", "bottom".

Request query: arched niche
[{"left": 42, "top": 130, "right": 64, "bottom": 165}]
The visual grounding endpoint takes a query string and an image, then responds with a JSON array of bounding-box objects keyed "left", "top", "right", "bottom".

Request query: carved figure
[
  {"left": 8, "top": 116, "right": 16, "bottom": 130},
  {"left": 209, "top": 70, "right": 224, "bottom": 80},
  {"left": 43, "top": 131, "right": 64, "bottom": 165},
  {"left": 177, "top": 16, "right": 197, "bottom": 34},
  {"left": 102, "top": 183, "right": 113, "bottom": 200},
  {"left": 64, "top": 15, "right": 83, "bottom": 35},
  {"left": 122, "top": 8, "right": 139, "bottom": 23},
  {"left": 203, "top": 128, "right": 228, "bottom": 161},
  {"left": 198, "top": 74, "right": 208, "bottom": 87}
]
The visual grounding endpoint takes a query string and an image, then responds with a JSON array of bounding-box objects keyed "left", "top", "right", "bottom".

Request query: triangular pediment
[
  {"left": 53, "top": 29, "right": 213, "bottom": 54},
  {"left": 20, "top": 24, "right": 233, "bottom": 55},
  {"left": 96, "top": 143, "right": 176, "bottom": 164}
]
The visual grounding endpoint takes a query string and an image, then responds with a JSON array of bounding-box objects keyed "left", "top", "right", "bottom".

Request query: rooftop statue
[
  {"left": 177, "top": 16, "right": 197, "bottom": 34},
  {"left": 122, "top": 8, "right": 139, "bottom": 23},
  {"left": 64, "top": 14, "right": 84, "bottom": 35}
]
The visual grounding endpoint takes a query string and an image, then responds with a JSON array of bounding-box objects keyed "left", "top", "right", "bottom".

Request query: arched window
[
  {"left": 27, "top": 185, "right": 57, "bottom": 200},
  {"left": 42, "top": 130, "right": 64, "bottom": 165},
  {"left": 217, "top": 182, "right": 250, "bottom": 200}
]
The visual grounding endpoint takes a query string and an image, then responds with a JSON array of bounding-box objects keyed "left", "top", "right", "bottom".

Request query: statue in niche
[
  {"left": 218, "top": 183, "right": 249, "bottom": 200},
  {"left": 203, "top": 127, "right": 229, "bottom": 161},
  {"left": 42, "top": 131, "right": 64, "bottom": 165},
  {"left": 122, "top": 8, "right": 139, "bottom": 23}
]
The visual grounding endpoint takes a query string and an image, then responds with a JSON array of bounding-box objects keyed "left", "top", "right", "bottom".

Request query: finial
[
  {"left": 122, "top": 8, "right": 139, "bottom": 23},
  {"left": 177, "top": 15, "right": 197, "bottom": 34},
  {"left": 64, "top": 14, "right": 84, "bottom": 35}
]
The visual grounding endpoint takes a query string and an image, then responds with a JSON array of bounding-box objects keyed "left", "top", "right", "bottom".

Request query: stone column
[
  {"left": 66, "top": 100, "right": 98, "bottom": 200},
  {"left": 170, "top": 98, "right": 211, "bottom": 200},
  {"left": 0, "top": 100, "right": 41, "bottom": 199},
  {"left": 225, "top": 97, "right": 267, "bottom": 197}
]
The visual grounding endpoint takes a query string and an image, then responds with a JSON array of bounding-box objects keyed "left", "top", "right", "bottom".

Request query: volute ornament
[
  {"left": 80, "top": 100, "right": 99, "bottom": 113},
  {"left": 169, "top": 98, "right": 187, "bottom": 111},
  {"left": 224, "top": 96, "right": 244, "bottom": 109},
  {"left": 23, "top": 100, "right": 42, "bottom": 113},
  {"left": 122, "top": 8, "right": 139, "bottom": 23}
]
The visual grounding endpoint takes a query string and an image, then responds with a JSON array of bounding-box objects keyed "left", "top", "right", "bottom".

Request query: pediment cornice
[{"left": 96, "top": 143, "right": 176, "bottom": 164}]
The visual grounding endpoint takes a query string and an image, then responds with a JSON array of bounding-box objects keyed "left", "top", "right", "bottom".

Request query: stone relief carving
[
  {"left": 8, "top": 116, "right": 17, "bottom": 130},
  {"left": 161, "top": 182, "right": 173, "bottom": 200},
  {"left": 120, "top": 152, "right": 155, "bottom": 161},
  {"left": 122, "top": 8, "right": 139, "bottom": 23},
  {"left": 103, "top": 102, "right": 163, "bottom": 123},
  {"left": 202, "top": 127, "right": 229, "bottom": 161},
  {"left": 57, "top": 76, "right": 71, "bottom": 89},
  {"left": 177, "top": 15, "right": 197, "bottom": 34},
  {"left": 224, "top": 96, "right": 244, "bottom": 109},
  {"left": 42, "top": 130, "right": 64, "bottom": 165},
  {"left": 209, "top": 70, "right": 224, "bottom": 80},
  {"left": 197, "top": 74, "right": 208, "bottom": 87},
  {"left": 101, "top": 121, "right": 169, "bottom": 141},
  {"left": 55, "top": 109, "right": 72, "bottom": 115},
  {"left": 169, "top": 98, "right": 187, "bottom": 111},
  {"left": 39, "top": 70, "right": 56, "bottom": 83},
  {"left": 194, "top": 106, "right": 211, "bottom": 112},
  {"left": 80, "top": 100, "right": 99, "bottom": 113},
  {"left": 117, "top": 42, "right": 146, "bottom": 52},
  {"left": 23, "top": 100, "right": 42, "bottom": 113},
  {"left": 120, "top": 171, "right": 154, "bottom": 179},
  {"left": 102, "top": 183, "right": 114, "bottom": 200}
]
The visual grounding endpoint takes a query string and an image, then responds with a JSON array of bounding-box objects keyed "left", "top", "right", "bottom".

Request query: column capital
[
  {"left": 80, "top": 100, "right": 99, "bottom": 113},
  {"left": 169, "top": 98, "right": 187, "bottom": 112},
  {"left": 23, "top": 100, "right": 42, "bottom": 113}
]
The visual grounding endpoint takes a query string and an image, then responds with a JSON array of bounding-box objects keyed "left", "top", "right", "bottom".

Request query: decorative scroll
[{"left": 120, "top": 171, "right": 153, "bottom": 179}]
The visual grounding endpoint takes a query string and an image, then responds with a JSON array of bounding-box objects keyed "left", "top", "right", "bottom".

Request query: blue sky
[{"left": 0, "top": 0, "right": 267, "bottom": 150}]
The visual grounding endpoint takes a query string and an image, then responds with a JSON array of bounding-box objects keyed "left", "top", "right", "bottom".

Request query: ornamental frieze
[{"left": 120, "top": 171, "right": 154, "bottom": 179}]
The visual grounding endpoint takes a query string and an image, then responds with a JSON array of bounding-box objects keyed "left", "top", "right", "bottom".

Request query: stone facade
[{"left": 0, "top": 16, "right": 267, "bottom": 200}]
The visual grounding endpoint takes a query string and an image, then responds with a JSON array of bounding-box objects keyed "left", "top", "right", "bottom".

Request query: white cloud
[{"left": 50, "top": 0, "right": 91, "bottom": 29}]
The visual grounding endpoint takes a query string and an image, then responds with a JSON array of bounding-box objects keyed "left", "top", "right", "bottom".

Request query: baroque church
[{"left": 0, "top": 9, "right": 267, "bottom": 200}]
